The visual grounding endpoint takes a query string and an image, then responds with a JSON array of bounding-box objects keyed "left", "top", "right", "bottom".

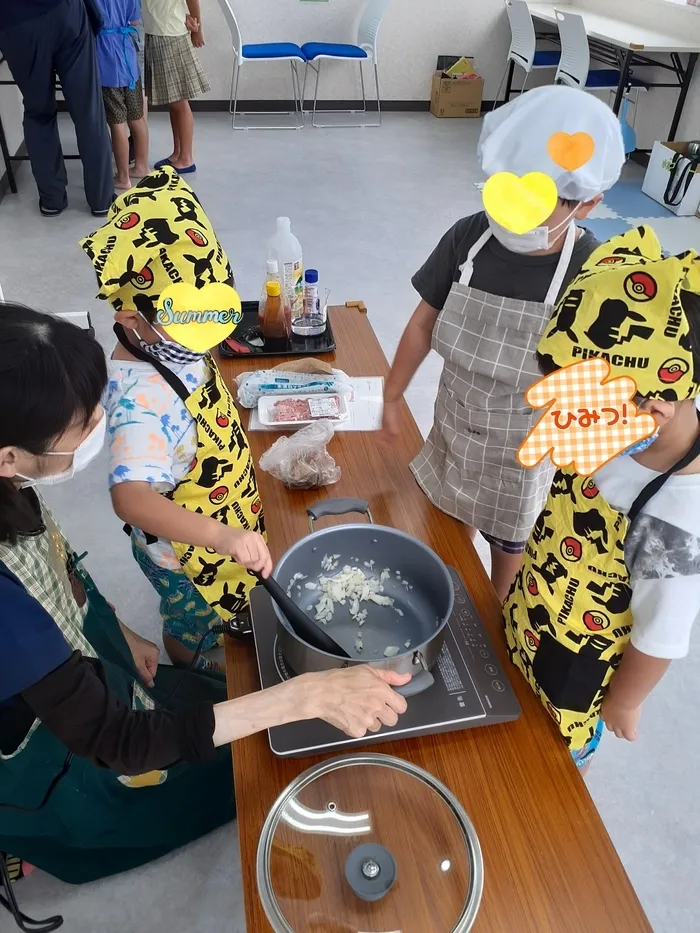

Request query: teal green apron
[{"left": 0, "top": 503, "right": 234, "bottom": 884}]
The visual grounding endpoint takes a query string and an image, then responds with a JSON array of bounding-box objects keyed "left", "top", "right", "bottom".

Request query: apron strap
[
  {"left": 628, "top": 420, "right": 700, "bottom": 525},
  {"left": 113, "top": 323, "right": 191, "bottom": 403},
  {"left": 543, "top": 222, "right": 577, "bottom": 309},
  {"left": 458, "top": 222, "right": 577, "bottom": 307},
  {"left": 458, "top": 229, "right": 492, "bottom": 286}
]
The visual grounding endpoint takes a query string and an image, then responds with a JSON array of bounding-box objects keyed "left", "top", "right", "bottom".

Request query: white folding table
[{"left": 526, "top": 2, "right": 700, "bottom": 139}]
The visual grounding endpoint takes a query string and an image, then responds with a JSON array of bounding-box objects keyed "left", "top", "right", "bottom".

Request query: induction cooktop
[{"left": 250, "top": 567, "right": 521, "bottom": 758}]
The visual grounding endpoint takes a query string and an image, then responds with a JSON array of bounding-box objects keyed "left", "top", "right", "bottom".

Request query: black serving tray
[{"left": 218, "top": 302, "right": 336, "bottom": 358}]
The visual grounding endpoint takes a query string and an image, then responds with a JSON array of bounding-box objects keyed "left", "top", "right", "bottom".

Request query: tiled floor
[{"left": 2, "top": 113, "right": 700, "bottom": 932}]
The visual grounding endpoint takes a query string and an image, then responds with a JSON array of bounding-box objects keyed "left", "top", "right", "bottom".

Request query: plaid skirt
[{"left": 145, "top": 33, "right": 210, "bottom": 107}]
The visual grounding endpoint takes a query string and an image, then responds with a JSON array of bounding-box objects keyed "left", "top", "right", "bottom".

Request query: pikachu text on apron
[
  {"left": 114, "top": 325, "right": 265, "bottom": 621},
  {"left": 411, "top": 225, "right": 577, "bottom": 543}
]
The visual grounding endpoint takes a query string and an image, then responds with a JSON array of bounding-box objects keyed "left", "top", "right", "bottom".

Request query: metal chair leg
[
  {"left": 493, "top": 59, "right": 510, "bottom": 110},
  {"left": 228, "top": 56, "right": 236, "bottom": 115},
  {"left": 359, "top": 60, "right": 368, "bottom": 115},
  {"left": 374, "top": 62, "right": 382, "bottom": 126},
  {"left": 312, "top": 60, "right": 323, "bottom": 128},
  {"left": 290, "top": 60, "right": 303, "bottom": 128},
  {"left": 231, "top": 60, "right": 242, "bottom": 129}
]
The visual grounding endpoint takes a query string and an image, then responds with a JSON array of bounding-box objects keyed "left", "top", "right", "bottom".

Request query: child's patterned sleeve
[{"left": 105, "top": 374, "right": 177, "bottom": 490}]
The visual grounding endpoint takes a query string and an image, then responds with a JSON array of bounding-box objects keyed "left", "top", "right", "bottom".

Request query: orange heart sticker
[{"left": 547, "top": 132, "right": 595, "bottom": 171}]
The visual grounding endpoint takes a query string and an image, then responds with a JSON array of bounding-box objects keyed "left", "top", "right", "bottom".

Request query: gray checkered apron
[{"left": 411, "top": 225, "right": 576, "bottom": 542}]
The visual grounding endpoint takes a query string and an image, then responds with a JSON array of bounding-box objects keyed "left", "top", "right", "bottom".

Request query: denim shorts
[{"left": 481, "top": 531, "right": 527, "bottom": 555}]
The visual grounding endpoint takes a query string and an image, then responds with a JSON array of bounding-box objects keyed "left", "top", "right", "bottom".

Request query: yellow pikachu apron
[
  {"left": 114, "top": 325, "right": 265, "bottom": 620},
  {"left": 504, "top": 468, "right": 633, "bottom": 752}
]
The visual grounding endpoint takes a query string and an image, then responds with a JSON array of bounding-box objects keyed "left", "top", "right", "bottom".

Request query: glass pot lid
[{"left": 257, "top": 753, "right": 484, "bottom": 933}]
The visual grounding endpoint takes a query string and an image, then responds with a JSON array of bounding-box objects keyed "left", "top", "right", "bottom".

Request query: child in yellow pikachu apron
[
  {"left": 505, "top": 226, "right": 700, "bottom": 769},
  {"left": 80, "top": 167, "right": 271, "bottom": 670}
]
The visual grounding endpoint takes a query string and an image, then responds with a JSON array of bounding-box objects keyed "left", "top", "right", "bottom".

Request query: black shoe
[
  {"left": 39, "top": 203, "right": 64, "bottom": 217},
  {"left": 91, "top": 207, "right": 110, "bottom": 218}
]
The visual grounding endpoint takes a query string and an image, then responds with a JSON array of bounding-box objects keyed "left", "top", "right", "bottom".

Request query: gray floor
[{"left": 1, "top": 113, "right": 698, "bottom": 932}]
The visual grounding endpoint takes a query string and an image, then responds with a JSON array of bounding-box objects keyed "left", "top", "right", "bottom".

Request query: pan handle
[
  {"left": 393, "top": 670, "right": 434, "bottom": 698},
  {"left": 307, "top": 498, "right": 374, "bottom": 534}
]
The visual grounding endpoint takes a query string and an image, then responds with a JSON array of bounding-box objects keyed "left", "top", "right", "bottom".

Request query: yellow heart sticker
[
  {"left": 482, "top": 172, "right": 558, "bottom": 235},
  {"left": 157, "top": 282, "right": 242, "bottom": 352},
  {"left": 547, "top": 131, "right": 595, "bottom": 171}
]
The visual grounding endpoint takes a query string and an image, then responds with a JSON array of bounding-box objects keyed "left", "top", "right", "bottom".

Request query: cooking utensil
[
  {"left": 272, "top": 499, "right": 454, "bottom": 698},
  {"left": 254, "top": 572, "right": 350, "bottom": 659},
  {"left": 257, "top": 753, "right": 484, "bottom": 933}
]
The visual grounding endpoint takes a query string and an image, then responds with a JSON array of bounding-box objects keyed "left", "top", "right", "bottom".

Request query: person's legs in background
[
  {"left": 0, "top": 8, "right": 67, "bottom": 213},
  {"left": 103, "top": 88, "right": 131, "bottom": 189},
  {"left": 123, "top": 80, "right": 149, "bottom": 179},
  {"left": 54, "top": 0, "right": 113, "bottom": 213},
  {"left": 167, "top": 99, "right": 194, "bottom": 169},
  {"left": 480, "top": 532, "right": 526, "bottom": 603}
]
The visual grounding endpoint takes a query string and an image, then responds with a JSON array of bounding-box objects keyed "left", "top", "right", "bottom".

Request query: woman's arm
[{"left": 22, "top": 652, "right": 410, "bottom": 774}]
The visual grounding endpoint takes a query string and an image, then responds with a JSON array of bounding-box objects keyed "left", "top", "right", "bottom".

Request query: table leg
[
  {"left": 504, "top": 60, "right": 515, "bottom": 103},
  {"left": 669, "top": 52, "right": 698, "bottom": 142},
  {"left": 0, "top": 113, "right": 17, "bottom": 194},
  {"left": 612, "top": 49, "right": 633, "bottom": 115}
]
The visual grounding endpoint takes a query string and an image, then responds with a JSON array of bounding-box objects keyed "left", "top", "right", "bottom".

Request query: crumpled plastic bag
[{"left": 259, "top": 421, "right": 341, "bottom": 489}]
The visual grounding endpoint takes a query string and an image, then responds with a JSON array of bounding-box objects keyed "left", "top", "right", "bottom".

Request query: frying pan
[{"left": 271, "top": 500, "right": 454, "bottom": 698}]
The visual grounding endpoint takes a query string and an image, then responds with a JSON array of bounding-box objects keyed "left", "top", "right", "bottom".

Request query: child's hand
[
  {"left": 190, "top": 25, "right": 205, "bottom": 48},
  {"left": 185, "top": 14, "right": 199, "bottom": 32},
  {"left": 601, "top": 695, "right": 641, "bottom": 741},
  {"left": 378, "top": 399, "right": 401, "bottom": 444},
  {"left": 213, "top": 526, "right": 273, "bottom": 578}
]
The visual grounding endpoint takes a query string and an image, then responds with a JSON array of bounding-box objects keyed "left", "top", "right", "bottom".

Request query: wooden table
[
  {"left": 220, "top": 305, "right": 652, "bottom": 932},
  {"left": 526, "top": 1, "right": 700, "bottom": 136}
]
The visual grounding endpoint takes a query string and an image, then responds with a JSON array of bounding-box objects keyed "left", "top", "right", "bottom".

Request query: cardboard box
[
  {"left": 430, "top": 70, "right": 484, "bottom": 119},
  {"left": 642, "top": 141, "right": 700, "bottom": 217}
]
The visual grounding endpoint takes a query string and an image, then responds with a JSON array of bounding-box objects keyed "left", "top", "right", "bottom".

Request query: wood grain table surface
[{"left": 220, "top": 305, "right": 652, "bottom": 933}]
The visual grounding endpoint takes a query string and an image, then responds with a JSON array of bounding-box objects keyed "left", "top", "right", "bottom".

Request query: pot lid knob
[{"left": 345, "top": 843, "right": 396, "bottom": 902}]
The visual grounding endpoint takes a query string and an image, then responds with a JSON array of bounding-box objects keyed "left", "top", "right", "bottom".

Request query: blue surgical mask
[{"left": 621, "top": 431, "right": 659, "bottom": 456}]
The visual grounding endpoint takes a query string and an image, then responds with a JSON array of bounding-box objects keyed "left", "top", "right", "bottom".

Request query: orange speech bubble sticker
[
  {"left": 547, "top": 131, "right": 595, "bottom": 171},
  {"left": 518, "top": 358, "right": 657, "bottom": 476},
  {"left": 482, "top": 171, "right": 558, "bottom": 235}
]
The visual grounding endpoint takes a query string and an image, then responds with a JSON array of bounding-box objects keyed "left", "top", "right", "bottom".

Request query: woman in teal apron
[{"left": 0, "top": 304, "right": 409, "bottom": 904}]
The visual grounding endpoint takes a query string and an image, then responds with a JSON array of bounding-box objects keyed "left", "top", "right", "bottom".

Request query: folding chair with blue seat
[
  {"left": 301, "top": 0, "right": 390, "bottom": 128},
  {"left": 217, "top": 0, "right": 306, "bottom": 130},
  {"left": 495, "top": 0, "right": 561, "bottom": 106}
]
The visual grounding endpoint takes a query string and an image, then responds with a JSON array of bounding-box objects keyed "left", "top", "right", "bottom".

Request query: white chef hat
[{"left": 477, "top": 85, "right": 625, "bottom": 201}]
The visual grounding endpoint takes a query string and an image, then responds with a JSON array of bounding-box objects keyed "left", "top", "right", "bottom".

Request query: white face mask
[
  {"left": 487, "top": 205, "right": 580, "bottom": 254},
  {"left": 18, "top": 410, "right": 106, "bottom": 489}
]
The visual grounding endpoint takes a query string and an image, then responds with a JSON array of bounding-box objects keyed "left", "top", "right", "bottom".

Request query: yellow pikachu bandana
[
  {"left": 79, "top": 166, "right": 234, "bottom": 317},
  {"left": 539, "top": 226, "right": 700, "bottom": 400}
]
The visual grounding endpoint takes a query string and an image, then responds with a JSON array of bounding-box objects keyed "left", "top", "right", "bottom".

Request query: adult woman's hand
[
  {"left": 296, "top": 666, "right": 410, "bottom": 738},
  {"left": 119, "top": 623, "right": 160, "bottom": 687}
]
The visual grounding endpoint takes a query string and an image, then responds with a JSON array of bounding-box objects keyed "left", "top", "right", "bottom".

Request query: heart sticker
[
  {"left": 482, "top": 172, "right": 558, "bottom": 235},
  {"left": 157, "top": 282, "right": 242, "bottom": 352},
  {"left": 547, "top": 132, "right": 595, "bottom": 171}
]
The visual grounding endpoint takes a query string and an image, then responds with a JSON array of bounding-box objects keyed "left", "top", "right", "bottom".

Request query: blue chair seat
[
  {"left": 585, "top": 69, "right": 647, "bottom": 89},
  {"left": 532, "top": 50, "right": 561, "bottom": 67},
  {"left": 242, "top": 42, "right": 305, "bottom": 61},
  {"left": 301, "top": 42, "right": 368, "bottom": 61}
]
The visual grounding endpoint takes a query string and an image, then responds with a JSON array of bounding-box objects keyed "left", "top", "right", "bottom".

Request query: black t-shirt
[{"left": 412, "top": 212, "right": 600, "bottom": 312}]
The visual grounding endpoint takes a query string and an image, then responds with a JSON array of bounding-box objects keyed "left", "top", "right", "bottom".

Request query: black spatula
[{"left": 254, "top": 573, "right": 351, "bottom": 659}]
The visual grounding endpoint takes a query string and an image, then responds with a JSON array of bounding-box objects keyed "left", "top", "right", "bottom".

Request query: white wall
[
  {"left": 0, "top": 61, "right": 24, "bottom": 158},
  {"left": 197, "top": 0, "right": 512, "bottom": 102}
]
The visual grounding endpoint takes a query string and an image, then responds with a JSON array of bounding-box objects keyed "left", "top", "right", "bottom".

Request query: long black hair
[{"left": 0, "top": 303, "right": 107, "bottom": 544}]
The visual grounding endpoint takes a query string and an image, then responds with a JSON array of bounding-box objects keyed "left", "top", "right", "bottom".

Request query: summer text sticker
[
  {"left": 482, "top": 171, "right": 558, "bottom": 234},
  {"left": 157, "top": 282, "right": 242, "bottom": 352},
  {"left": 518, "top": 358, "right": 657, "bottom": 476}
]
